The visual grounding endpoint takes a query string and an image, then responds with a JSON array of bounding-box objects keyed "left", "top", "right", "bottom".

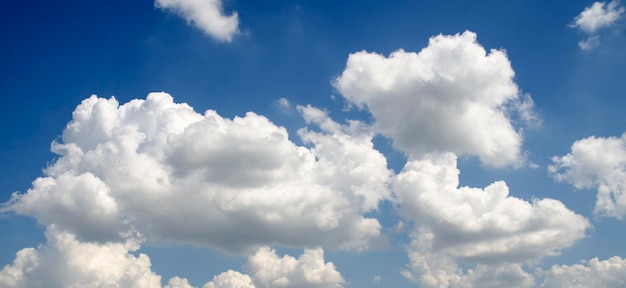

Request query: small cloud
[
  {"left": 579, "top": 35, "right": 602, "bottom": 50},
  {"left": 373, "top": 275, "right": 382, "bottom": 283},
  {"left": 571, "top": 1, "right": 624, "bottom": 49},
  {"left": 155, "top": 0, "right": 239, "bottom": 42},
  {"left": 277, "top": 97, "right": 290, "bottom": 109},
  {"left": 572, "top": 1, "right": 624, "bottom": 33}
]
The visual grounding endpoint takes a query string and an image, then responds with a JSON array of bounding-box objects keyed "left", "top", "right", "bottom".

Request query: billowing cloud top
[
  {"left": 3, "top": 93, "right": 391, "bottom": 252},
  {"left": 155, "top": 0, "right": 239, "bottom": 42},
  {"left": 335, "top": 31, "right": 532, "bottom": 167}
]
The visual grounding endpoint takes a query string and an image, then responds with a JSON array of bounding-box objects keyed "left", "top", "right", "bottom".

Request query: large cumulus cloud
[
  {"left": 3, "top": 92, "right": 391, "bottom": 252},
  {"left": 335, "top": 31, "right": 535, "bottom": 167}
]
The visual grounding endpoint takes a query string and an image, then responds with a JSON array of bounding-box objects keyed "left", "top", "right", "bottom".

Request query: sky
[{"left": 1, "top": 0, "right": 626, "bottom": 287}]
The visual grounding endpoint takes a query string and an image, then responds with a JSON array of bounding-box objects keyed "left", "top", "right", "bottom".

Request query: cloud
[
  {"left": 204, "top": 270, "right": 254, "bottom": 288},
  {"left": 205, "top": 247, "right": 344, "bottom": 288},
  {"left": 155, "top": 0, "right": 239, "bottom": 42},
  {"left": 541, "top": 256, "right": 626, "bottom": 287},
  {"left": 2, "top": 93, "right": 391, "bottom": 252},
  {"left": 335, "top": 31, "right": 532, "bottom": 167},
  {"left": 0, "top": 227, "right": 166, "bottom": 288},
  {"left": 549, "top": 133, "right": 626, "bottom": 219},
  {"left": 571, "top": 1, "right": 625, "bottom": 49},
  {"left": 396, "top": 153, "right": 590, "bottom": 286},
  {"left": 572, "top": 1, "right": 624, "bottom": 34},
  {"left": 395, "top": 153, "right": 590, "bottom": 263},
  {"left": 0, "top": 227, "right": 342, "bottom": 288},
  {"left": 402, "top": 249, "right": 535, "bottom": 288}
]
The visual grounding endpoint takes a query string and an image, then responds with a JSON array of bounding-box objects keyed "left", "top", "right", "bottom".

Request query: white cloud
[
  {"left": 402, "top": 247, "right": 535, "bottom": 288},
  {"left": 166, "top": 276, "right": 195, "bottom": 288},
  {"left": 395, "top": 153, "right": 590, "bottom": 263},
  {"left": 335, "top": 31, "right": 531, "bottom": 167},
  {"left": 541, "top": 256, "right": 626, "bottom": 287},
  {"left": 204, "top": 270, "right": 255, "bottom": 288},
  {"left": 572, "top": 1, "right": 624, "bottom": 34},
  {"left": 0, "top": 227, "right": 168, "bottom": 288},
  {"left": 155, "top": 0, "right": 239, "bottom": 42},
  {"left": 204, "top": 247, "right": 344, "bottom": 288},
  {"left": 2, "top": 93, "right": 391, "bottom": 252},
  {"left": 246, "top": 247, "right": 344, "bottom": 288},
  {"left": 571, "top": 1, "right": 624, "bottom": 50},
  {"left": 550, "top": 133, "right": 626, "bottom": 219}
]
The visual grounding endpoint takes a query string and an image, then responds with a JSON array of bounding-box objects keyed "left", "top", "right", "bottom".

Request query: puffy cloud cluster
[
  {"left": 3, "top": 92, "right": 391, "bottom": 252},
  {"left": 396, "top": 153, "right": 590, "bottom": 264},
  {"left": 570, "top": 1, "right": 625, "bottom": 49},
  {"left": 0, "top": 227, "right": 163, "bottom": 288},
  {"left": 155, "top": 0, "right": 239, "bottom": 42},
  {"left": 335, "top": 31, "right": 533, "bottom": 167},
  {"left": 334, "top": 30, "right": 592, "bottom": 286},
  {"left": 206, "top": 247, "right": 344, "bottom": 288},
  {"left": 0, "top": 228, "right": 342, "bottom": 288},
  {"left": 541, "top": 256, "right": 626, "bottom": 287},
  {"left": 402, "top": 249, "right": 535, "bottom": 288},
  {"left": 550, "top": 133, "right": 626, "bottom": 219}
]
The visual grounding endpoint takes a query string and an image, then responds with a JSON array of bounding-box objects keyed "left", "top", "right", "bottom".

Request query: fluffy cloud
[
  {"left": 205, "top": 247, "right": 344, "bottom": 288},
  {"left": 155, "top": 0, "right": 239, "bottom": 42},
  {"left": 571, "top": 1, "right": 625, "bottom": 50},
  {"left": 204, "top": 270, "right": 254, "bottom": 288},
  {"left": 396, "top": 153, "right": 590, "bottom": 263},
  {"left": 541, "top": 256, "right": 626, "bottom": 287},
  {"left": 0, "top": 227, "right": 342, "bottom": 288},
  {"left": 2, "top": 93, "right": 391, "bottom": 252},
  {"left": 402, "top": 249, "right": 535, "bottom": 288},
  {"left": 571, "top": 1, "right": 624, "bottom": 33},
  {"left": 550, "top": 133, "right": 626, "bottom": 219},
  {"left": 396, "top": 153, "right": 590, "bottom": 286},
  {"left": 335, "top": 31, "right": 533, "bottom": 167},
  {"left": 0, "top": 227, "right": 165, "bottom": 288}
]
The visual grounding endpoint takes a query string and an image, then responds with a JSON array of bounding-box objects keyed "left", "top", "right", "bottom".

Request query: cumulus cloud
[
  {"left": 572, "top": 1, "right": 624, "bottom": 33},
  {"left": 204, "top": 247, "right": 344, "bottom": 288},
  {"left": 335, "top": 31, "right": 532, "bottom": 167},
  {"left": 549, "top": 133, "right": 626, "bottom": 219},
  {"left": 2, "top": 93, "right": 391, "bottom": 252},
  {"left": 395, "top": 153, "right": 590, "bottom": 286},
  {"left": 395, "top": 153, "right": 590, "bottom": 263},
  {"left": 155, "top": 0, "right": 239, "bottom": 42},
  {"left": 0, "top": 227, "right": 166, "bottom": 288},
  {"left": 541, "top": 256, "right": 626, "bottom": 287},
  {"left": 571, "top": 1, "right": 625, "bottom": 49},
  {"left": 402, "top": 249, "right": 535, "bottom": 288},
  {"left": 0, "top": 227, "right": 342, "bottom": 288}
]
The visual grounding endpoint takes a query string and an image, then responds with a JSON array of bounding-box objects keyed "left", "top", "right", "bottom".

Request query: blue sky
[{"left": 1, "top": 0, "right": 626, "bottom": 287}]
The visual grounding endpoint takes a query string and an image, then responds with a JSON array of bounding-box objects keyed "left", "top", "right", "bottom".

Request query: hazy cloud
[{"left": 155, "top": 0, "right": 239, "bottom": 42}]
